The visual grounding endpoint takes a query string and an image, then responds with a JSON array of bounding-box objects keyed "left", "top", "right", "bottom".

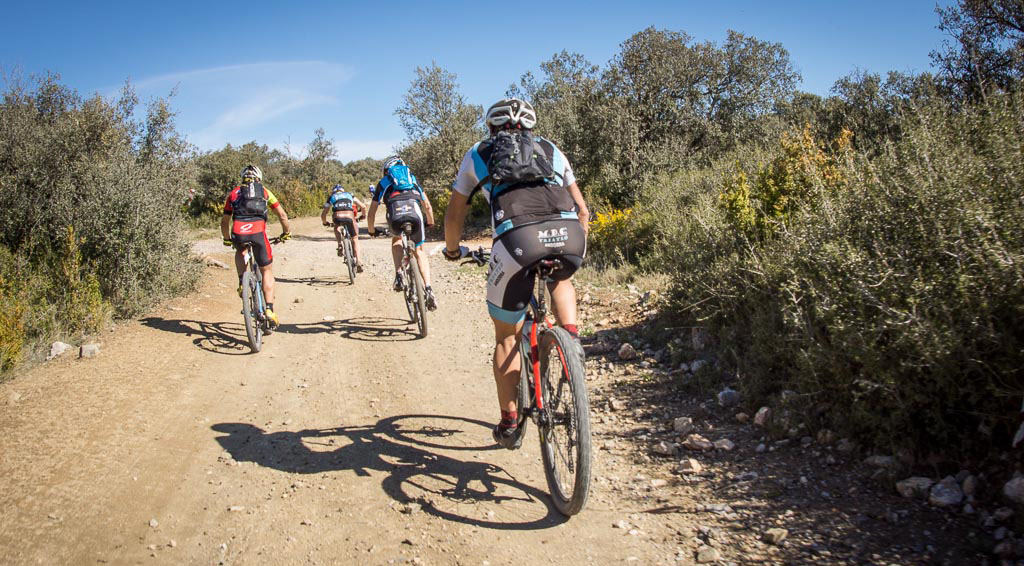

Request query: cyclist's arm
[
  {"left": 221, "top": 213, "right": 232, "bottom": 241},
  {"left": 353, "top": 197, "right": 368, "bottom": 215},
  {"left": 444, "top": 191, "right": 470, "bottom": 253},
  {"left": 419, "top": 189, "right": 435, "bottom": 226},
  {"left": 320, "top": 205, "right": 329, "bottom": 225},
  {"left": 566, "top": 181, "right": 590, "bottom": 235},
  {"left": 366, "top": 201, "right": 379, "bottom": 234}
]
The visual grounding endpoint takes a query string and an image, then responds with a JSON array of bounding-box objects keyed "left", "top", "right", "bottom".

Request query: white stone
[
  {"left": 618, "top": 343, "right": 638, "bottom": 360},
  {"left": 713, "top": 439, "right": 736, "bottom": 451},
  {"left": 753, "top": 407, "right": 772, "bottom": 427},
  {"left": 690, "top": 359, "right": 708, "bottom": 373},
  {"left": 79, "top": 344, "right": 100, "bottom": 358},
  {"left": 47, "top": 341, "right": 72, "bottom": 360},
  {"left": 929, "top": 476, "right": 964, "bottom": 507},
  {"left": 864, "top": 455, "right": 897, "bottom": 469},
  {"left": 896, "top": 477, "right": 934, "bottom": 499},
  {"left": 1003, "top": 477, "right": 1024, "bottom": 506},
  {"left": 717, "top": 387, "right": 740, "bottom": 407},
  {"left": 676, "top": 458, "right": 703, "bottom": 475},
  {"left": 961, "top": 475, "right": 977, "bottom": 498},
  {"left": 652, "top": 441, "right": 676, "bottom": 456},
  {"left": 682, "top": 434, "right": 714, "bottom": 451},
  {"left": 673, "top": 417, "right": 694, "bottom": 435},
  {"left": 763, "top": 527, "right": 789, "bottom": 545}
]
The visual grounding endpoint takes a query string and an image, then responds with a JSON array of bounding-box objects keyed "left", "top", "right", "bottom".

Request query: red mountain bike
[{"left": 461, "top": 247, "right": 592, "bottom": 516}]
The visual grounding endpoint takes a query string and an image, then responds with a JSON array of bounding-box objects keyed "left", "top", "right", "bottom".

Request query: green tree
[
  {"left": 394, "top": 62, "right": 483, "bottom": 187},
  {"left": 932, "top": 0, "right": 1024, "bottom": 101}
]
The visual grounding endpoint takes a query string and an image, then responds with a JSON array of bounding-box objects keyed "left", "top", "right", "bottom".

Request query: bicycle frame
[
  {"left": 240, "top": 243, "right": 267, "bottom": 323},
  {"left": 523, "top": 261, "right": 563, "bottom": 416}
]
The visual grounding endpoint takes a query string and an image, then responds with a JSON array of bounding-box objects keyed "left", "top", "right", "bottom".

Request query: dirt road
[
  {"left": 0, "top": 217, "right": 633, "bottom": 565},
  {"left": 0, "top": 217, "right": 982, "bottom": 565}
]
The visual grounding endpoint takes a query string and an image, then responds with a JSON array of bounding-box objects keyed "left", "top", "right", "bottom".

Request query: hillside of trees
[{"left": 1, "top": 0, "right": 1022, "bottom": 463}]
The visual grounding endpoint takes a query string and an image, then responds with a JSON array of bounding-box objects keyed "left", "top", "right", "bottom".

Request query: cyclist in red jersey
[{"left": 221, "top": 164, "right": 292, "bottom": 327}]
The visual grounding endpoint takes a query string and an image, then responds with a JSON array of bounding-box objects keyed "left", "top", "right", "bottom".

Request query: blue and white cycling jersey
[{"left": 325, "top": 191, "right": 356, "bottom": 211}]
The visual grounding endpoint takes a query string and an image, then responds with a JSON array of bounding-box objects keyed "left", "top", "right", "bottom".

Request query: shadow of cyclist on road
[
  {"left": 276, "top": 316, "right": 419, "bottom": 342},
  {"left": 140, "top": 317, "right": 250, "bottom": 355},
  {"left": 211, "top": 414, "right": 567, "bottom": 530}
]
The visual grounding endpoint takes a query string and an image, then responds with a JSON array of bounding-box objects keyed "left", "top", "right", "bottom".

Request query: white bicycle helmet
[
  {"left": 485, "top": 98, "right": 537, "bottom": 131},
  {"left": 381, "top": 156, "right": 404, "bottom": 176},
  {"left": 241, "top": 164, "right": 263, "bottom": 181},
  {"left": 331, "top": 184, "right": 345, "bottom": 193}
]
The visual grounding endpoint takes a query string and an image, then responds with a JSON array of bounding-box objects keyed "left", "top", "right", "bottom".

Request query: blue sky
[{"left": 1, "top": 0, "right": 952, "bottom": 161}]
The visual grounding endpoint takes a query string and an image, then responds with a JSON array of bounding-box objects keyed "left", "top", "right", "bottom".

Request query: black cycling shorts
[
  {"left": 231, "top": 220, "right": 273, "bottom": 267},
  {"left": 386, "top": 198, "right": 425, "bottom": 246},
  {"left": 486, "top": 218, "right": 586, "bottom": 323},
  {"left": 332, "top": 214, "right": 357, "bottom": 236}
]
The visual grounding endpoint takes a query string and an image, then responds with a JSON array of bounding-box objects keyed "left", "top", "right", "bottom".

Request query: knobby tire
[
  {"left": 408, "top": 252, "right": 428, "bottom": 338},
  {"left": 538, "top": 326, "right": 591, "bottom": 515},
  {"left": 344, "top": 238, "right": 356, "bottom": 284},
  {"left": 241, "top": 271, "right": 262, "bottom": 353}
]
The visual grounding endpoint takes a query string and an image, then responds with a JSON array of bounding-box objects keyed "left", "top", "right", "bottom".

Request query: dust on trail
[{"left": 0, "top": 217, "right": 981, "bottom": 565}]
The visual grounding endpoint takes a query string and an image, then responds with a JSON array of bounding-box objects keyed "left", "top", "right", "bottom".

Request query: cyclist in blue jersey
[
  {"left": 443, "top": 98, "right": 590, "bottom": 448},
  {"left": 321, "top": 184, "right": 367, "bottom": 271},
  {"left": 366, "top": 156, "right": 438, "bottom": 310}
]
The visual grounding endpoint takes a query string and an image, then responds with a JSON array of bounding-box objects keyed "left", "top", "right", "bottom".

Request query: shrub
[
  {"left": 666, "top": 93, "right": 1024, "bottom": 458},
  {"left": 0, "top": 73, "right": 198, "bottom": 369}
]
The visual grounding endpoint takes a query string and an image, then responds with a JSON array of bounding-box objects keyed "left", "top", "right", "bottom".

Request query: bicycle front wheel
[
  {"left": 538, "top": 326, "right": 591, "bottom": 516},
  {"left": 408, "top": 252, "right": 428, "bottom": 338},
  {"left": 240, "top": 271, "right": 262, "bottom": 353}
]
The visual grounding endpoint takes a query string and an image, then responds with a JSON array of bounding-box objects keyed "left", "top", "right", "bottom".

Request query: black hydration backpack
[
  {"left": 478, "top": 133, "right": 575, "bottom": 230},
  {"left": 233, "top": 181, "right": 269, "bottom": 220},
  {"left": 486, "top": 130, "right": 555, "bottom": 190}
]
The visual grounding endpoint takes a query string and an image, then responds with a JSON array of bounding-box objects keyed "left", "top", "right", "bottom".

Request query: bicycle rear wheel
[
  {"left": 343, "top": 237, "right": 356, "bottom": 283},
  {"left": 241, "top": 271, "right": 262, "bottom": 353},
  {"left": 408, "top": 252, "right": 428, "bottom": 338},
  {"left": 537, "top": 326, "right": 591, "bottom": 516}
]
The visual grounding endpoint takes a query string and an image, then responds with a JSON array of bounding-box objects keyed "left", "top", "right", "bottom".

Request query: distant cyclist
[
  {"left": 443, "top": 98, "right": 590, "bottom": 448},
  {"left": 321, "top": 184, "right": 367, "bottom": 272},
  {"left": 366, "top": 156, "right": 438, "bottom": 311},
  {"left": 221, "top": 164, "right": 292, "bottom": 328}
]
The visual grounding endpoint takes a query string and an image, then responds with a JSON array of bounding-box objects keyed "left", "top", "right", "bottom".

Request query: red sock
[
  {"left": 563, "top": 324, "right": 579, "bottom": 337},
  {"left": 500, "top": 410, "right": 518, "bottom": 428}
]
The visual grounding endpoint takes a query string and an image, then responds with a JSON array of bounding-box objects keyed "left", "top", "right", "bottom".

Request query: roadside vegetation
[{"left": 390, "top": 1, "right": 1024, "bottom": 463}]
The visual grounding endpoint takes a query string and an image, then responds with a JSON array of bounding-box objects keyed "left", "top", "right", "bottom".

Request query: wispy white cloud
[{"left": 125, "top": 61, "right": 357, "bottom": 151}]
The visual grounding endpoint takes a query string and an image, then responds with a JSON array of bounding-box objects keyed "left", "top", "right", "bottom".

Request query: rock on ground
[
  {"left": 896, "top": 477, "right": 934, "bottom": 499},
  {"left": 47, "top": 342, "right": 72, "bottom": 360},
  {"left": 673, "top": 416, "right": 694, "bottom": 435},
  {"left": 682, "top": 434, "right": 714, "bottom": 451},
  {"left": 763, "top": 527, "right": 789, "bottom": 545},
  {"left": 929, "top": 476, "right": 964, "bottom": 508},
  {"left": 753, "top": 406, "right": 772, "bottom": 427},
  {"left": 1004, "top": 477, "right": 1024, "bottom": 506},
  {"left": 79, "top": 344, "right": 100, "bottom": 358},
  {"left": 618, "top": 343, "right": 638, "bottom": 361}
]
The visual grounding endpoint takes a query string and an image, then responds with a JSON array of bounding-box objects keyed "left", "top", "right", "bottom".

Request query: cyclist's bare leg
[
  {"left": 233, "top": 250, "right": 246, "bottom": 277},
  {"left": 332, "top": 224, "right": 343, "bottom": 248},
  {"left": 548, "top": 278, "right": 578, "bottom": 327},
  {"left": 260, "top": 264, "right": 275, "bottom": 304},
  {"left": 413, "top": 245, "right": 432, "bottom": 287},
  {"left": 493, "top": 318, "right": 524, "bottom": 414},
  {"left": 390, "top": 236, "right": 403, "bottom": 275},
  {"left": 352, "top": 232, "right": 362, "bottom": 264}
]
